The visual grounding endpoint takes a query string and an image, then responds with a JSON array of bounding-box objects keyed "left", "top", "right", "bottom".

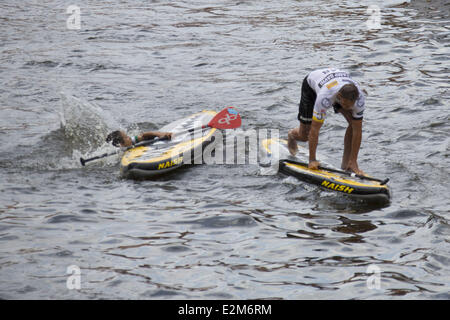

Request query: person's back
[{"left": 306, "top": 68, "right": 365, "bottom": 123}]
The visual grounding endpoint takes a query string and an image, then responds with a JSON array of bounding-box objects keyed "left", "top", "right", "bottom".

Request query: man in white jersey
[{"left": 288, "top": 68, "right": 365, "bottom": 175}]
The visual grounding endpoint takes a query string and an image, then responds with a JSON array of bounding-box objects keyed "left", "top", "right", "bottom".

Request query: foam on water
[
  {"left": 0, "top": 94, "right": 126, "bottom": 171},
  {"left": 59, "top": 94, "right": 119, "bottom": 152},
  {"left": 55, "top": 94, "right": 124, "bottom": 169}
]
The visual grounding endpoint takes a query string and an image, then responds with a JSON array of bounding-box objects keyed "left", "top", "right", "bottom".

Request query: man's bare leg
[{"left": 288, "top": 122, "right": 310, "bottom": 155}]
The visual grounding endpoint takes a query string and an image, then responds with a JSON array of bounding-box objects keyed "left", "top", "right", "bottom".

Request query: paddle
[
  {"left": 175, "top": 106, "right": 242, "bottom": 134},
  {"left": 79, "top": 137, "right": 170, "bottom": 166},
  {"left": 80, "top": 107, "right": 241, "bottom": 166},
  {"left": 281, "top": 159, "right": 389, "bottom": 185}
]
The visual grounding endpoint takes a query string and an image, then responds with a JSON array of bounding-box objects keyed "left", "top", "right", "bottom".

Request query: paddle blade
[{"left": 208, "top": 107, "right": 242, "bottom": 130}]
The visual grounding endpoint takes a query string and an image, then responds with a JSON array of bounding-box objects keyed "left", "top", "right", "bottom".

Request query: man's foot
[
  {"left": 342, "top": 162, "right": 365, "bottom": 176},
  {"left": 308, "top": 160, "right": 320, "bottom": 170},
  {"left": 287, "top": 130, "right": 299, "bottom": 156}
]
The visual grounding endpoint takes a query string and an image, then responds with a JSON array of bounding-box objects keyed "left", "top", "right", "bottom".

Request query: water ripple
[{"left": 0, "top": 0, "right": 448, "bottom": 300}]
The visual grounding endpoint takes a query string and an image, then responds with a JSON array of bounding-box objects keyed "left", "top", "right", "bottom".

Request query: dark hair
[{"left": 339, "top": 84, "right": 359, "bottom": 102}]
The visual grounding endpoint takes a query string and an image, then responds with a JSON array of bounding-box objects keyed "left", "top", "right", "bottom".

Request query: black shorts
[
  {"left": 298, "top": 76, "right": 317, "bottom": 124},
  {"left": 298, "top": 76, "right": 343, "bottom": 123}
]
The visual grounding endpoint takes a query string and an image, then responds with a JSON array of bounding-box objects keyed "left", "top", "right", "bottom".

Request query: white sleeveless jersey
[{"left": 307, "top": 68, "right": 365, "bottom": 123}]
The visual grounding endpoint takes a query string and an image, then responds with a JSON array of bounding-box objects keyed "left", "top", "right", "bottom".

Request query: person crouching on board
[
  {"left": 287, "top": 68, "right": 365, "bottom": 175},
  {"left": 106, "top": 130, "right": 172, "bottom": 147}
]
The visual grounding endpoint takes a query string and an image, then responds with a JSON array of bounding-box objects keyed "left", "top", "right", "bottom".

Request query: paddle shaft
[
  {"left": 80, "top": 151, "right": 117, "bottom": 166},
  {"left": 80, "top": 136, "right": 169, "bottom": 166},
  {"left": 173, "top": 125, "right": 210, "bottom": 136},
  {"left": 282, "top": 159, "right": 389, "bottom": 185}
]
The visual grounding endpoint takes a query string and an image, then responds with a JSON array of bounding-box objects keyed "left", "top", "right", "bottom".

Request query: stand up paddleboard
[
  {"left": 120, "top": 110, "right": 219, "bottom": 179},
  {"left": 261, "top": 138, "right": 391, "bottom": 202}
]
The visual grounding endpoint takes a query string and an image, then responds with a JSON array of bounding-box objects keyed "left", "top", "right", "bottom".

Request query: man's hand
[
  {"left": 106, "top": 130, "right": 131, "bottom": 147},
  {"left": 308, "top": 160, "right": 320, "bottom": 170},
  {"left": 161, "top": 132, "right": 172, "bottom": 140}
]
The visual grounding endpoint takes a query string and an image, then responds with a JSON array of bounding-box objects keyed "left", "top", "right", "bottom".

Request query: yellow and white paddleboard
[
  {"left": 120, "top": 110, "right": 218, "bottom": 179},
  {"left": 261, "top": 138, "right": 391, "bottom": 202}
]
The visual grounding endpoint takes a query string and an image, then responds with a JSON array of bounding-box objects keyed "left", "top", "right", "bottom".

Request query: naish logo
[
  {"left": 321, "top": 180, "right": 354, "bottom": 193},
  {"left": 158, "top": 157, "right": 183, "bottom": 170}
]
